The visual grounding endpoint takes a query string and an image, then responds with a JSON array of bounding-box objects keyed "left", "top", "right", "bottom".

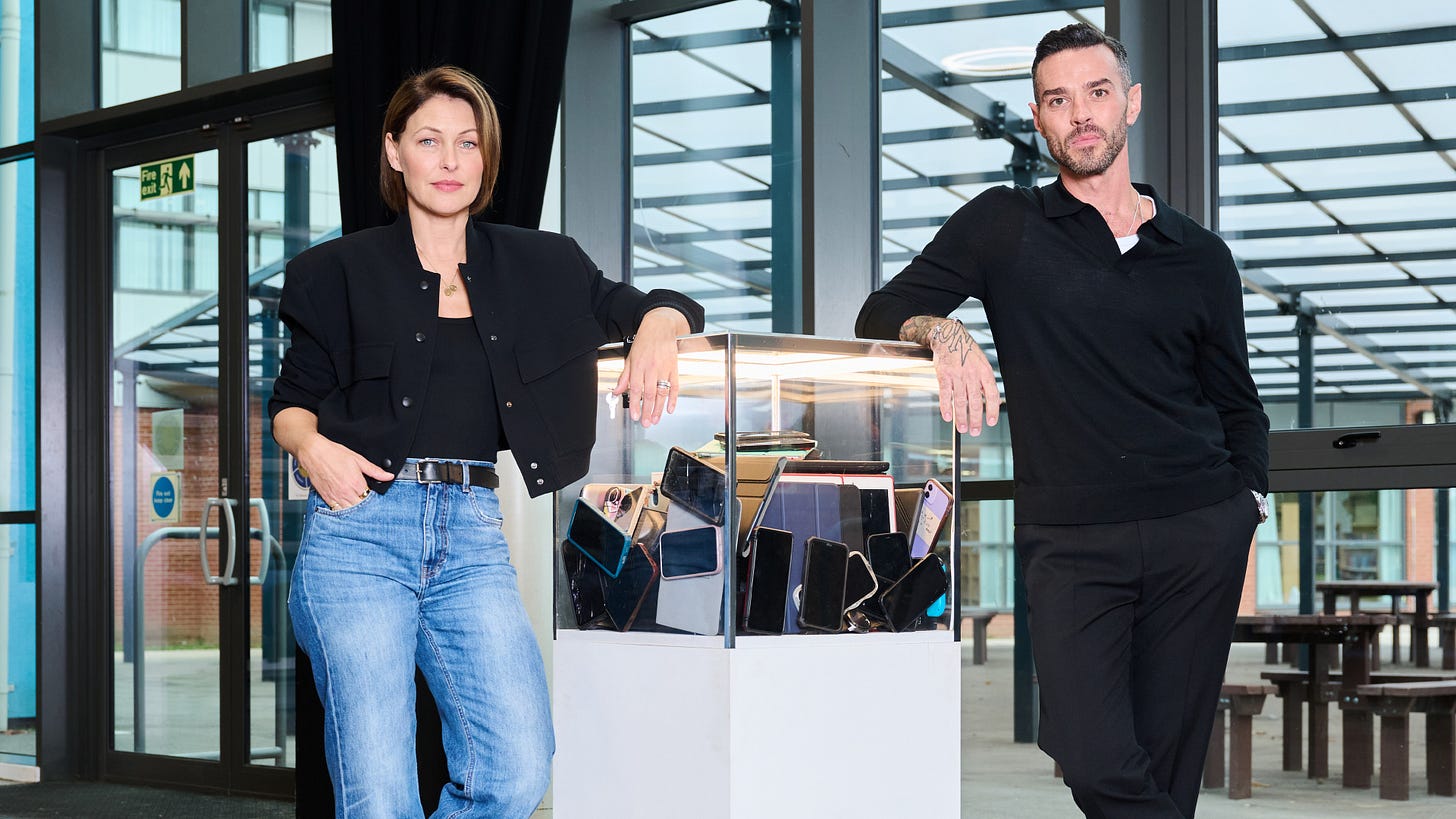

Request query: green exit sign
[{"left": 139, "top": 155, "right": 196, "bottom": 201}]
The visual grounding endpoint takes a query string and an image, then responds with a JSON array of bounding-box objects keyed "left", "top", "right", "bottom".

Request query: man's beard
[{"left": 1046, "top": 116, "right": 1128, "bottom": 177}]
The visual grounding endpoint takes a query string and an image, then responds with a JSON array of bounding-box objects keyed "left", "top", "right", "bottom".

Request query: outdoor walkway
[{"left": 963, "top": 638, "right": 1453, "bottom": 817}]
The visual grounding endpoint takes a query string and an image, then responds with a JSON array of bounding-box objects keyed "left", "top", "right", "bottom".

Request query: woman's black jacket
[{"left": 268, "top": 214, "right": 705, "bottom": 497}]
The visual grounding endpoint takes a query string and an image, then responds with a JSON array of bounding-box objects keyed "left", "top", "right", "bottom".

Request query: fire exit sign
[{"left": 140, "top": 155, "right": 195, "bottom": 201}]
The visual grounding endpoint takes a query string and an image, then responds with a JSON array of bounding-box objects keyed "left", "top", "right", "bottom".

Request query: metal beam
[
  {"left": 633, "top": 91, "right": 770, "bottom": 117},
  {"left": 1257, "top": 274, "right": 1456, "bottom": 294},
  {"left": 1249, "top": 323, "right": 1456, "bottom": 340},
  {"left": 609, "top": 0, "right": 731, "bottom": 24},
  {"left": 1220, "top": 179, "right": 1456, "bottom": 207},
  {"left": 1242, "top": 249, "right": 1456, "bottom": 269},
  {"left": 883, "top": 170, "right": 1014, "bottom": 191},
  {"left": 1218, "top": 25, "right": 1456, "bottom": 62},
  {"left": 1220, "top": 138, "right": 1456, "bottom": 167},
  {"left": 634, "top": 189, "right": 770, "bottom": 208},
  {"left": 882, "top": 0, "right": 1100, "bottom": 28},
  {"left": 1219, "top": 85, "right": 1456, "bottom": 118},
  {"left": 1222, "top": 217, "right": 1456, "bottom": 241},
  {"left": 879, "top": 34, "right": 1038, "bottom": 150},
  {"left": 631, "top": 27, "right": 768, "bottom": 54},
  {"left": 635, "top": 143, "right": 771, "bottom": 166}
]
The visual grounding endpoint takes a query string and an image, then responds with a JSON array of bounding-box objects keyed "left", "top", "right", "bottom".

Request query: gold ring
[{"left": 358, "top": 492, "right": 368, "bottom": 501}]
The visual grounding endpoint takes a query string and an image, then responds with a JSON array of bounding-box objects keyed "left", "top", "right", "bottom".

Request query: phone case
[
  {"left": 842, "top": 550, "right": 879, "bottom": 614},
  {"left": 659, "top": 526, "right": 722, "bottom": 579},
  {"left": 561, "top": 541, "right": 610, "bottom": 629},
  {"left": 655, "top": 502, "right": 729, "bottom": 635},
  {"left": 878, "top": 552, "right": 949, "bottom": 633},
  {"left": 566, "top": 498, "right": 632, "bottom": 578},
  {"left": 909, "top": 479, "right": 952, "bottom": 559},
  {"left": 580, "top": 483, "right": 650, "bottom": 539},
  {"left": 797, "top": 537, "right": 849, "bottom": 633}
]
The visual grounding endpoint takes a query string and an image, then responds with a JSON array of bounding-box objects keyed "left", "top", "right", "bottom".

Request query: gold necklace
[{"left": 416, "top": 244, "right": 463, "bottom": 297}]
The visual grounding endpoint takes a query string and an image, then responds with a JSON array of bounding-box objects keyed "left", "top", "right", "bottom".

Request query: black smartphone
[
  {"left": 566, "top": 498, "right": 632, "bottom": 578},
  {"left": 603, "top": 542, "right": 659, "bottom": 632},
  {"left": 659, "top": 526, "right": 721, "bottom": 580},
  {"left": 879, "top": 552, "right": 949, "bottom": 633},
  {"left": 742, "top": 527, "right": 792, "bottom": 635},
  {"left": 843, "top": 550, "right": 878, "bottom": 614},
  {"left": 866, "top": 531, "right": 912, "bottom": 583},
  {"left": 561, "top": 541, "right": 609, "bottom": 629},
  {"left": 659, "top": 446, "right": 726, "bottom": 525},
  {"left": 859, "top": 487, "right": 892, "bottom": 539},
  {"left": 797, "top": 537, "right": 849, "bottom": 633}
]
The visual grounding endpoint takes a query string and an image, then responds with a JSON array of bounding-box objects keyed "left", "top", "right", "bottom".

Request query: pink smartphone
[{"left": 909, "top": 479, "right": 952, "bottom": 559}]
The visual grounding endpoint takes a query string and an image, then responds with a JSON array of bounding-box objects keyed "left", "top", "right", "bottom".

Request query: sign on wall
[
  {"left": 150, "top": 471, "right": 181, "bottom": 523},
  {"left": 139, "top": 155, "right": 196, "bottom": 201}
]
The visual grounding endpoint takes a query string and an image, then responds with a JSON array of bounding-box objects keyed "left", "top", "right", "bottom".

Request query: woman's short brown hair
[{"left": 379, "top": 66, "right": 501, "bottom": 216}]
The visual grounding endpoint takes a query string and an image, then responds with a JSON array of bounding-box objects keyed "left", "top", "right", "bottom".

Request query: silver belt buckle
[{"left": 414, "top": 458, "right": 441, "bottom": 482}]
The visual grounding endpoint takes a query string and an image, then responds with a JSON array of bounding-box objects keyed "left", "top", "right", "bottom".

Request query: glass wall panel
[
  {"left": 879, "top": 0, "right": 1105, "bottom": 615},
  {"left": 1, "top": 152, "right": 35, "bottom": 762},
  {"left": 244, "top": 127, "right": 339, "bottom": 768},
  {"left": 101, "top": 0, "right": 183, "bottom": 107},
  {"left": 252, "top": 0, "right": 333, "bottom": 72},
  {"left": 629, "top": 0, "right": 778, "bottom": 331},
  {"left": 1216, "top": 0, "right": 1456, "bottom": 431},
  {"left": 0, "top": 0, "right": 35, "bottom": 148}
]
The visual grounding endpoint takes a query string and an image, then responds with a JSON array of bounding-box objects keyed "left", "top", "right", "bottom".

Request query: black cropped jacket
[{"left": 268, "top": 215, "right": 704, "bottom": 497}]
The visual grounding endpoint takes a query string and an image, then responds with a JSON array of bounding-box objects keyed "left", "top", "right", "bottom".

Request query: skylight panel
[
  {"left": 1217, "top": 0, "right": 1325, "bottom": 47},
  {"left": 1218, "top": 52, "right": 1376, "bottom": 105},
  {"left": 1305, "top": 1, "right": 1456, "bottom": 36},
  {"left": 1221, "top": 106, "right": 1422, "bottom": 153},
  {"left": 1271, "top": 152, "right": 1456, "bottom": 190}
]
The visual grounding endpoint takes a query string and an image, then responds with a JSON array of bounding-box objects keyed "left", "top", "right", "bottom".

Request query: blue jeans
[{"left": 290, "top": 460, "right": 553, "bottom": 819}]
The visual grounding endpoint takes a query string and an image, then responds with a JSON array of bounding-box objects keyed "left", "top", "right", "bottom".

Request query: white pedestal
[{"left": 552, "top": 630, "right": 960, "bottom": 819}]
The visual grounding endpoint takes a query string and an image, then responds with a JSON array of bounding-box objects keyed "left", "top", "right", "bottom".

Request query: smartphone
[
  {"left": 566, "top": 498, "right": 632, "bottom": 578},
  {"left": 603, "top": 542, "right": 659, "bottom": 632},
  {"left": 631, "top": 507, "right": 668, "bottom": 557},
  {"left": 659, "top": 446, "right": 727, "bottom": 525},
  {"left": 797, "top": 537, "right": 849, "bottom": 633},
  {"left": 843, "top": 550, "right": 879, "bottom": 614},
  {"left": 866, "top": 531, "right": 912, "bottom": 582},
  {"left": 742, "top": 527, "right": 792, "bottom": 635},
  {"left": 561, "top": 541, "right": 609, "bottom": 628},
  {"left": 659, "top": 526, "right": 722, "bottom": 579},
  {"left": 581, "top": 483, "right": 648, "bottom": 538},
  {"left": 879, "top": 552, "right": 949, "bottom": 633},
  {"left": 909, "top": 479, "right": 952, "bottom": 559}
]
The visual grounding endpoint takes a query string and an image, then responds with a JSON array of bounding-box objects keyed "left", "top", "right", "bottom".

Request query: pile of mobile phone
[
  {"left": 564, "top": 450, "right": 953, "bottom": 637},
  {"left": 563, "top": 448, "right": 731, "bottom": 635}
]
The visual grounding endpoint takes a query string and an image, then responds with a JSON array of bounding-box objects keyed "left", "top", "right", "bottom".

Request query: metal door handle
[{"left": 200, "top": 497, "right": 240, "bottom": 585}]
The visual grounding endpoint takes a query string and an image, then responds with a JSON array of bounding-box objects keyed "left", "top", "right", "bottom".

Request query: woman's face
[{"left": 385, "top": 94, "right": 484, "bottom": 220}]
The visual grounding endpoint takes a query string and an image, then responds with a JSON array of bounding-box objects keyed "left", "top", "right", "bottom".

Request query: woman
[{"left": 270, "top": 66, "right": 703, "bottom": 818}]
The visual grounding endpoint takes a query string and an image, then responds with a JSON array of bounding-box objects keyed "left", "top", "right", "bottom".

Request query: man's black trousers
[{"left": 1016, "top": 489, "right": 1260, "bottom": 817}]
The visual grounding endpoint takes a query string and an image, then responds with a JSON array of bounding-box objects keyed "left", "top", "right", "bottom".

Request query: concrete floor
[
  {"left": 963, "top": 639, "right": 1454, "bottom": 817},
  {"left": 7, "top": 639, "right": 1456, "bottom": 817}
]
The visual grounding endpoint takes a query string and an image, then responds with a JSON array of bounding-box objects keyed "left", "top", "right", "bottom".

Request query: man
[{"left": 857, "top": 23, "right": 1268, "bottom": 818}]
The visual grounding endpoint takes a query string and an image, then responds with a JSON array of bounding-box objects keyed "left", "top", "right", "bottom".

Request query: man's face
[{"left": 1029, "top": 45, "right": 1142, "bottom": 178}]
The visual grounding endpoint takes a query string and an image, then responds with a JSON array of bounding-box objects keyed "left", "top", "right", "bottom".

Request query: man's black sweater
[{"left": 857, "top": 179, "right": 1268, "bottom": 525}]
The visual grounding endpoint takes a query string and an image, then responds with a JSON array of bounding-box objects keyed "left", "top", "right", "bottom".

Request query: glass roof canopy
[{"left": 628, "top": 0, "right": 1456, "bottom": 410}]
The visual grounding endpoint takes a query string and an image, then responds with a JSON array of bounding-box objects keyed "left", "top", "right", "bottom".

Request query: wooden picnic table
[
  {"left": 1318, "top": 580, "right": 1439, "bottom": 668},
  {"left": 1234, "top": 613, "right": 1395, "bottom": 787}
]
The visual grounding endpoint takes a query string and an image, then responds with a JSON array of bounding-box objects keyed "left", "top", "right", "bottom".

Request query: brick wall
[{"left": 111, "top": 398, "right": 275, "bottom": 648}]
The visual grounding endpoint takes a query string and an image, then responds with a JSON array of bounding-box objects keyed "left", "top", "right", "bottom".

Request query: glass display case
[{"left": 551, "top": 333, "right": 961, "bottom": 819}]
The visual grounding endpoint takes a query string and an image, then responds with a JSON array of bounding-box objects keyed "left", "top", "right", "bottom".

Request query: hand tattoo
[{"left": 900, "top": 316, "right": 977, "bottom": 366}]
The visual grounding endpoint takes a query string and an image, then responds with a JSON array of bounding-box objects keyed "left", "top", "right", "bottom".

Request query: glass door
[{"left": 105, "top": 110, "right": 338, "bottom": 796}]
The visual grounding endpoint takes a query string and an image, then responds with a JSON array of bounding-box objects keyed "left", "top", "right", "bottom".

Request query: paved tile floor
[{"left": 963, "top": 638, "right": 1453, "bottom": 817}]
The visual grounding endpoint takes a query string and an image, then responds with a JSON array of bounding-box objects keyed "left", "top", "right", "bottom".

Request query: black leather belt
[{"left": 397, "top": 461, "right": 499, "bottom": 489}]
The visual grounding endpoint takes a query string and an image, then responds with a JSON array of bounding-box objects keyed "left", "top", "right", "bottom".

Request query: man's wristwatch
[{"left": 1250, "top": 489, "right": 1269, "bottom": 524}]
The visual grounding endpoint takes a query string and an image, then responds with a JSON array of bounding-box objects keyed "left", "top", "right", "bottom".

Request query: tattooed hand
[{"left": 900, "top": 315, "right": 1000, "bottom": 435}]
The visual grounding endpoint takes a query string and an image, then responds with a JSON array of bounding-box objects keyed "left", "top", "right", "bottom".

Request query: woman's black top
[
  {"left": 409, "top": 316, "right": 504, "bottom": 461},
  {"left": 269, "top": 213, "right": 705, "bottom": 497}
]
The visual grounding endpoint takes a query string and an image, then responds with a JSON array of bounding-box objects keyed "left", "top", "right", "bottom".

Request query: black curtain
[
  {"left": 332, "top": 0, "right": 574, "bottom": 233},
  {"left": 297, "top": 3, "right": 573, "bottom": 815}
]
